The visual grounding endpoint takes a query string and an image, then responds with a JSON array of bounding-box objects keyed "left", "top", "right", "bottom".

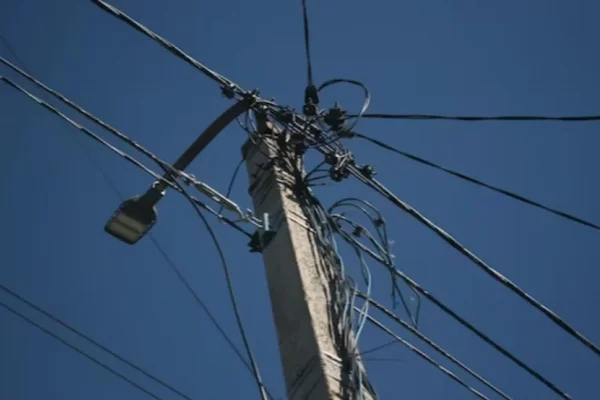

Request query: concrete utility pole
[{"left": 242, "top": 122, "right": 375, "bottom": 400}]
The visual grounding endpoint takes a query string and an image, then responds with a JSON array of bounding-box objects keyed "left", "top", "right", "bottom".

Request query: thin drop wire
[
  {"left": 353, "top": 131, "right": 600, "bottom": 232},
  {"left": 0, "top": 301, "right": 167, "bottom": 400}
]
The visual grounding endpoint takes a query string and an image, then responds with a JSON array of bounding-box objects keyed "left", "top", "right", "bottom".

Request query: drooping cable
[
  {"left": 0, "top": 300, "right": 166, "bottom": 400},
  {"left": 356, "top": 292, "right": 512, "bottom": 400},
  {"left": 340, "top": 230, "right": 572, "bottom": 399},
  {"left": 0, "top": 284, "right": 195, "bottom": 400},
  {"left": 165, "top": 176, "right": 271, "bottom": 400},
  {"left": 351, "top": 131, "right": 600, "bottom": 232},
  {"left": 351, "top": 172, "right": 600, "bottom": 358},
  {"left": 356, "top": 308, "right": 490, "bottom": 400},
  {"left": 348, "top": 112, "right": 600, "bottom": 122}
]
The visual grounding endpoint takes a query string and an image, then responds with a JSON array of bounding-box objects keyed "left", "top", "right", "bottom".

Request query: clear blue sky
[{"left": 1, "top": 1, "right": 599, "bottom": 399}]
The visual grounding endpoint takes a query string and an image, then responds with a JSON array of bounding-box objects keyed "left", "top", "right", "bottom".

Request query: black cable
[
  {"left": 348, "top": 112, "right": 600, "bottom": 122},
  {"left": 0, "top": 284, "right": 194, "bottom": 400},
  {"left": 91, "top": 0, "right": 241, "bottom": 93},
  {"left": 0, "top": 301, "right": 166, "bottom": 400},
  {"left": 0, "top": 56, "right": 174, "bottom": 174},
  {"left": 318, "top": 79, "right": 371, "bottom": 133},
  {"left": 358, "top": 309, "right": 490, "bottom": 400},
  {"left": 352, "top": 131, "right": 600, "bottom": 232},
  {"left": 166, "top": 176, "right": 271, "bottom": 400},
  {"left": 269, "top": 112, "right": 586, "bottom": 398},
  {"left": 301, "top": 0, "right": 314, "bottom": 87},
  {"left": 0, "top": 75, "right": 253, "bottom": 239},
  {"left": 345, "top": 232, "right": 572, "bottom": 400},
  {"left": 5, "top": 71, "right": 260, "bottom": 390},
  {"left": 218, "top": 158, "right": 245, "bottom": 215},
  {"left": 356, "top": 293, "right": 512, "bottom": 400},
  {"left": 353, "top": 172, "right": 600, "bottom": 359}
]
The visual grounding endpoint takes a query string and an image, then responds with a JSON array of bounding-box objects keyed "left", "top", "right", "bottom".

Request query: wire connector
[
  {"left": 323, "top": 103, "right": 347, "bottom": 131},
  {"left": 303, "top": 85, "right": 319, "bottom": 116}
]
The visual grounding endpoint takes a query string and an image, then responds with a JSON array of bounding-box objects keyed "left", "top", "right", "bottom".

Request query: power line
[
  {"left": 348, "top": 112, "right": 600, "bottom": 122},
  {"left": 353, "top": 173, "right": 600, "bottom": 358},
  {"left": 357, "top": 309, "right": 490, "bottom": 400},
  {"left": 0, "top": 56, "right": 173, "bottom": 174},
  {"left": 1, "top": 43, "right": 269, "bottom": 398},
  {"left": 0, "top": 300, "right": 166, "bottom": 400},
  {"left": 351, "top": 131, "right": 600, "bottom": 232},
  {"left": 301, "top": 0, "right": 314, "bottom": 87},
  {"left": 166, "top": 177, "right": 271, "bottom": 400},
  {"left": 2, "top": 61, "right": 270, "bottom": 397},
  {"left": 90, "top": 0, "right": 242, "bottom": 95},
  {"left": 0, "top": 75, "right": 253, "bottom": 238},
  {"left": 334, "top": 212, "right": 573, "bottom": 399},
  {"left": 357, "top": 293, "right": 512, "bottom": 400},
  {"left": 0, "top": 284, "right": 194, "bottom": 400}
]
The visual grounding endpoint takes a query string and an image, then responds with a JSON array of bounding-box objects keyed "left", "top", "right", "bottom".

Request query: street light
[
  {"left": 105, "top": 185, "right": 164, "bottom": 244},
  {"left": 103, "top": 99, "right": 253, "bottom": 245}
]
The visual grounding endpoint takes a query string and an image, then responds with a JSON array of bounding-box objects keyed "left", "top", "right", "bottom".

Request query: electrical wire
[
  {"left": 1, "top": 44, "right": 266, "bottom": 398},
  {"left": 0, "top": 75, "right": 253, "bottom": 238},
  {"left": 262, "top": 130, "right": 377, "bottom": 399},
  {"left": 218, "top": 158, "right": 245, "bottom": 215},
  {"left": 348, "top": 170, "right": 600, "bottom": 358},
  {"left": 270, "top": 108, "right": 577, "bottom": 398},
  {"left": 341, "top": 230, "right": 573, "bottom": 399},
  {"left": 356, "top": 308, "right": 490, "bottom": 400},
  {"left": 0, "top": 75, "right": 171, "bottom": 181},
  {"left": 0, "top": 284, "right": 195, "bottom": 400},
  {"left": 165, "top": 176, "right": 271, "bottom": 400},
  {"left": 351, "top": 131, "right": 600, "bottom": 232},
  {"left": 91, "top": 0, "right": 242, "bottom": 95},
  {"left": 0, "top": 36, "right": 31, "bottom": 74},
  {"left": 356, "top": 292, "right": 512, "bottom": 400},
  {"left": 348, "top": 112, "right": 600, "bottom": 122},
  {"left": 301, "top": 0, "right": 314, "bottom": 88},
  {"left": 0, "top": 56, "right": 175, "bottom": 175},
  {"left": 0, "top": 300, "right": 166, "bottom": 400}
]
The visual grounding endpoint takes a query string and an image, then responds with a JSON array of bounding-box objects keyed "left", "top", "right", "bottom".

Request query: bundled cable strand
[
  {"left": 329, "top": 208, "right": 421, "bottom": 328},
  {"left": 0, "top": 301, "right": 167, "bottom": 400},
  {"left": 329, "top": 209, "right": 511, "bottom": 398},
  {"left": 351, "top": 131, "right": 600, "bottom": 232},
  {"left": 329, "top": 198, "right": 421, "bottom": 327}
]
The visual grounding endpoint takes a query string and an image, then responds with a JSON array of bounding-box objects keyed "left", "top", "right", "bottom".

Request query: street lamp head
[{"left": 105, "top": 187, "right": 164, "bottom": 244}]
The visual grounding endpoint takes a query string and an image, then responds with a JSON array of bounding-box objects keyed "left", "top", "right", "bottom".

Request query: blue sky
[{"left": 1, "top": 0, "right": 599, "bottom": 399}]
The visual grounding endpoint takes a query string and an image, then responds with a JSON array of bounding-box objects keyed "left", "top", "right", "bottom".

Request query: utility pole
[{"left": 242, "top": 121, "right": 375, "bottom": 400}]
